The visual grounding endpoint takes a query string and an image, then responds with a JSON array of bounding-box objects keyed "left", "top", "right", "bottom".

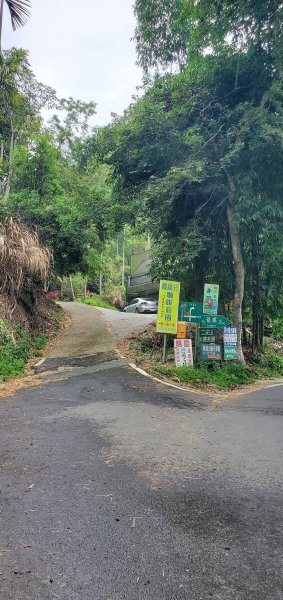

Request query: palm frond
[{"left": 5, "top": 0, "right": 31, "bottom": 31}]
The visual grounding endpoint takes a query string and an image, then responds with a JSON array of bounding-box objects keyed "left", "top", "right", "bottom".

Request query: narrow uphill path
[
  {"left": 47, "top": 302, "right": 113, "bottom": 358},
  {"left": 36, "top": 302, "right": 156, "bottom": 374}
]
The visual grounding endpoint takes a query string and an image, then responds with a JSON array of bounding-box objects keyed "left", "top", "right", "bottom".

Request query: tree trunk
[
  {"left": 251, "top": 232, "right": 262, "bottom": 352},
  {"left": 191, "top": 254, "right": 206, "bottom": 299},
  {"left": 0, "top": 0, "right": 4, "bottom": 54},
  {"left": 242, "top": 324, "right": 248, "bottom": 347},
  {"left": 3, "top": 127, "right": 15, "bottom": 204},
  {"left": 121, "top": 226, "right": 125, "bottom": 287},
  {"left": 259, "top": 318, "right": 264, "bottom": 349},
  {"left": 226, "top": 173, "right": 246, "bottom": 365},
  {"left": 69, "top": 276, "right": 75, "bottom": 302}
]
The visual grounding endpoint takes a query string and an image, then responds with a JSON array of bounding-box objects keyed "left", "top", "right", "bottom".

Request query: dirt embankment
[{"left": 0, "top": 292, "right": 63, "bottom": 337}]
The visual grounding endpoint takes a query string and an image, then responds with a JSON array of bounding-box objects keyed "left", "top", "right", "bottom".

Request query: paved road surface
[
  {"left": 94, "top": 306, "right": 156, "bottom": 338},
  {"left": 0, "top": 361, "right": 282, "bottom": 600},
  {"left": 1, "top": 304, "right": 282, "bottom": 598},
  {"left": 46, "top": 303, "right": 156, "bottom": 359}
]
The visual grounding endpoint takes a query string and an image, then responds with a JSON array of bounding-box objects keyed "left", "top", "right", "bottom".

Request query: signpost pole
[
  {"left": 162, "top": 334, "right": 167, "bottom": 363},
  {"left": 194, "top": 325, "right": 198, "bottom": 364}
]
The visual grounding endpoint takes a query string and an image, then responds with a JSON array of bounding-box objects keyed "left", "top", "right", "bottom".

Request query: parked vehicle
[{"left": 123, "top": 297, "right": 158, "bottom": 314}]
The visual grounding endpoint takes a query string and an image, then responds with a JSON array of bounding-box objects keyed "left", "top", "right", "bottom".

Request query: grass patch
[
  {"left": 153, "top": 363, "right": 258, "bottom": 389},
  {"left": 132, "top": 327, "right": 283, "bottom": 390},
  {"left": 153, "top": 351, "right": 283, "bottom": 390},
  {"left": 0, "top": 326, "right": 48, "bottom": 382},
  {"left": 77, "top": 294, "right": 118, "bottom": 311}
]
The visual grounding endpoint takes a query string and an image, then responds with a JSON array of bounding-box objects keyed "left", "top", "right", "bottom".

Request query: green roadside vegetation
[
  {"left": 76, "top": 293, "right": 118, "bottom": 311},
  {"left": 131, "top": 327, "right": 283, "bottom": 390},
  {"left": 0, "top": 327, "right": 47, "bottom": 381},
  {"left": 154, "top": 354, "right": 283, "bottom": 390},
  {"left": 0, "top": 306, "right": 64, "bottom": 382}
]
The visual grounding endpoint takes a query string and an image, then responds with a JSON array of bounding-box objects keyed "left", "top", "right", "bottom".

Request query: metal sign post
[{"left": 194, "top": 324, "right": 199, "bottom": 363}]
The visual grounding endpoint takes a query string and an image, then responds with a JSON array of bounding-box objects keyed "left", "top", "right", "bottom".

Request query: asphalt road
[{"left": 0, "top": 364, "right": 282, "bottom": 600}]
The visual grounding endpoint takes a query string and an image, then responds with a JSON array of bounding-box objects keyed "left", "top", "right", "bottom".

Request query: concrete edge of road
[
  {"left": 112, "top": 348, "right": 210, "bottom": 397},
  {"left": 26, "top": 350, "right": 283, "bottom": 399},
  {"left": 115, "top": 350, "right": 283, "bottom": 399},
  {"left": 40, "top": 358, "right": 131, "bottom": 382},
  {"left": 127, "top": 362, "right": 210, "bottom": 396},
  {"left": 37, "top": 349, "right": 208, "bottom": 398}
]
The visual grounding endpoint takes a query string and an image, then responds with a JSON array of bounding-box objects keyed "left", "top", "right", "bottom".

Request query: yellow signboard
[{"left": 157, "top": 280, "right": 180, "bottom": 334}]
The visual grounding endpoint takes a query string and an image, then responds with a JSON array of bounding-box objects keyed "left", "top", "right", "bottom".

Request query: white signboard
[
  {"left": 174, "top": 339, "right": 193, "bottom": 367},
  {"left": 223, "top": 326, "right": 237, "bottom": 346}
]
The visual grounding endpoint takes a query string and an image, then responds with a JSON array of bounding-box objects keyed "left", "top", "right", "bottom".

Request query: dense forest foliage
[{"left": 0, "top": 0, "right": 283, "bottom": 364}]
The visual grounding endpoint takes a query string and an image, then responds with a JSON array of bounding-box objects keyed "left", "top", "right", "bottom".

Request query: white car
[{"left": 123, "top": 297, "right": 158, "bottom": 314}]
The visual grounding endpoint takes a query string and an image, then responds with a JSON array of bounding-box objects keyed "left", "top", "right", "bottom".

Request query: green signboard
[
  {"left": 203, "top": 284, "right": 219, "bottom": 315},
  {"left": 224, "top": 346, "right": 238, "bottom": 361},
  {"left": 179, "top": 302, "right": 202, "bottom": 323},
  {"left": 199, "top": 328, "right": 216, "bottom": 343},
  {"left": 200, "top": 334, "right": 216, "bottom": 343},
  {"left": 200, "top": 343, "right": 222, "bottom": 361},
  {"left": 200, "top": 315, "right": 231, "bottom": 328},
  {"left": 200, "top": 328, "right": 217, "bottom": 337}
]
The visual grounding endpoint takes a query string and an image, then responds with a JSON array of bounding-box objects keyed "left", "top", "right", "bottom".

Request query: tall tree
[
  {"left": 0, "top": 48, "right": 55, "bottom": 202},
  {"left": 130, "top": 0, "right": 283, "bottom": 362},
  {"left": 98, "top": 46, "right": 283, "bottom": 362},
  {"left": 134, "top": 0, "right": 189, "bottom": 73}
]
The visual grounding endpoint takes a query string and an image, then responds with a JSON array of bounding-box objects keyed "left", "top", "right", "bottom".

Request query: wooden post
[{"left": 162, "top": 334, "right": 167, "bottom": 363}]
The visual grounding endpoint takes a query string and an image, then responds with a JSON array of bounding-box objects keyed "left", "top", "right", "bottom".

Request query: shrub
[
  {"left": 76, "top": 293, "right": 118, "bottom": 311},
  {"left": 47, "top": 291, "right": 63, "bottom": 300},
  {"left": 46, "top": 291, "right": 70, "bottom": 301},
  {"left": 0, "top": 325, "right": 48, "bottom": 381},
  {"left": 103, "top": 286, "right": 126, "bottom": 308}
]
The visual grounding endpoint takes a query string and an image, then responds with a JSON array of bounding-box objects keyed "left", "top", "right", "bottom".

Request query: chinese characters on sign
[
  {"left": 199, "top": 328, "right": 216, "bottom": 344},
  {"left": 200, "top": 343, "right": 222, "bottom": 361},
  {"left": 157, "top": 280, "right": 180, "bottom": 334},
  {"left": 200, "top": 315, "right": 231, "bottom": 328},
  {"left": 203, "top": 284, "right": 219, "bottom": 315},
  {"left": 223, "top": 326, "right": 238, "bottom": 360},
  {"left": 224, "top": 347, "right": 238, "bottom": 360},
  {"left": 223, "top": 326, "right": 237, "bottom": 345},
  {"left": 174, "top": 339, "right": 193, "bottom": 367}
]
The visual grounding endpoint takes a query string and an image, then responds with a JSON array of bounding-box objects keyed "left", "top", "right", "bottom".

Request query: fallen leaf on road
[{"left": 25, "top": 483, "right": 35, "bottom": 492}]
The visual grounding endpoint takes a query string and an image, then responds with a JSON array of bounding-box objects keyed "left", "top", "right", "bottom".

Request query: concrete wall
[{"left": 127, "top": 250, "right": 159, "bottom": 299}]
